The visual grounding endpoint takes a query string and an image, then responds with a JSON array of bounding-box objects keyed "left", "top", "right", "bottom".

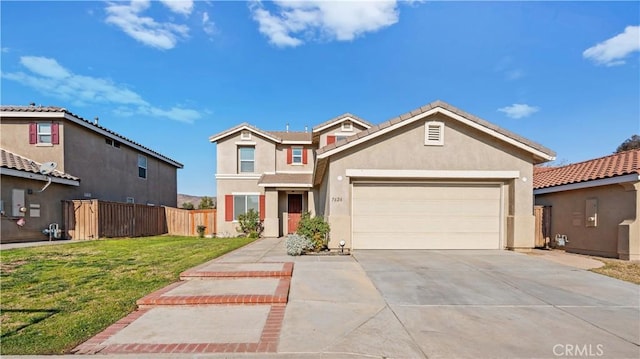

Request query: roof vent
[
  {"left": 29, "top": 102, "right": 35, "bottom": 106},
  {"left": 94, "top": 117, "right": 99, "bottom": 125},
  {"left": 286, "top": 123, "right": 289, "bottom": 132}
]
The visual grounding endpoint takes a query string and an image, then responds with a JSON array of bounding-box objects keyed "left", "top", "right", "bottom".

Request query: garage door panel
[
  {"left": 352, "top": 215, "right": 499, "bottom": 233},
  {"left": 353, "top": 200, "right": 499, "bottom": 216},
  {"left": 354, "top": 232, "right": 500, "bottom": 250},
  {"left": 352, "top": 183, "right": 501, "bottom": 250}
]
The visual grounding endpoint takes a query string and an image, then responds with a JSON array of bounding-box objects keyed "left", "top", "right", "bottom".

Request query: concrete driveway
[
  {"left": 274, "top": 245, "right": 639, "bottom": 359},
  {"left": 351, "top": 250, "right": 640, "bottom": 359}
]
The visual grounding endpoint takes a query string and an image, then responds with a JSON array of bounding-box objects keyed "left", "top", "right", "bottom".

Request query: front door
[{"left": 287, "top": 194, "right": 303, "bottom": 234}]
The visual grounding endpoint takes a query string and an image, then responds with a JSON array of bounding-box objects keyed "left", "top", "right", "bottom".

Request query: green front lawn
[{"left": 0, "top": 235, "right": 255, "bottom": 355}]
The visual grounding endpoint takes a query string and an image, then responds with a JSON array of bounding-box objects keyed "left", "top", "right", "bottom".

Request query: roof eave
[{"left": 534, "top": 173, "right": 640, "bottom": 194}]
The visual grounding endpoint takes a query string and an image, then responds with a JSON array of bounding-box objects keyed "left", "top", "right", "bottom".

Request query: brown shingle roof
[
  {"left": 534, "top": 149, "right": 640, "bottom": 189},
  {"left": 316, "top": 100, "right": 556, "bottom": 159},
  {"left": 1, "top": 105, "right": 183, "bottom": 168},
  {"left": 258, "top": 173, "right": 313, "bottom": 187},
  {"left": 312, "top": 113, "right": 373, "bottom": 132},
  {"left": 266, "top": 131, "right": 312, "bottom": 142},
  {"left": 1, "top": 148, "right": 80, "bottom": 181}
]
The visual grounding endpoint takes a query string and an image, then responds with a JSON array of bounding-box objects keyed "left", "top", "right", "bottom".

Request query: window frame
[
  {"left": 238, "top": 146, "right": 255, "bottom": 173},
  {"left": 233, "top": 194, "right": 260, "bottom": 221},
  {"left": 138, "top": 155, "right": 148, "bottom": 179},
  {"left": 292, "top": 147, "right": 303, "bottom": 164},
  {"left": 37, "top": 123, "right": 52, "bottom": 144}
]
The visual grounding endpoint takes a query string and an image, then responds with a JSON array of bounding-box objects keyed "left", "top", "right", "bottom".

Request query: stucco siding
[
  {"left": 215, "top": 178, "right": 263, "bottom": 236},
  {"left": 323, "top": 114, "right": 535, "bottom": 249},
  {"left": 1, "top": 176, "right": 75, "bottom": 243},
  {"left": 317, "top": 122, "right": 368, "bottom": 148},
  {"left": 0, "top": 118, "right": 65, "bottom": 171},
  {"left": 535, "top": 183, "right": 638, "bottom": 259},
  {"left": 275, "top": 144, "right": 314, "bottom": 172},
  {"left": 216, "top": 133, "right": 276, "bottom": 175}
]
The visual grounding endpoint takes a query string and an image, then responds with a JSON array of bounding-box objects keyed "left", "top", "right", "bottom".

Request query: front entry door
[{"left": 287, "top": 194, "right": 303, "bottom": 234}]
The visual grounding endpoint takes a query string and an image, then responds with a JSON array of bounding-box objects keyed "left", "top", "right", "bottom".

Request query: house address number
[{"left": 331, "top": 197, "right": 343, "bottom": 202}]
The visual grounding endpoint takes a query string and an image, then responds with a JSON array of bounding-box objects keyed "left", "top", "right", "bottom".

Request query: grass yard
[
  {"left": 590, "top": 258, "right": 640, "bottom": 285},
  {"left": 0, "top": 235, "right": 255, "bottom": 355}
]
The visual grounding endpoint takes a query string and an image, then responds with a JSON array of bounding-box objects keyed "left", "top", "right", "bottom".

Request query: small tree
[
  {"left": 182, "top": 202, "right": 194, "bottom": 210},
  {"left": 296, "top": 212, "right": 330, "bottom": 252},
  {"left": 237, "top": 209, "right": 263, "bottom": 238},
  {"left": 616, "top": 135, "right": 640, "bottom": 153},
  {"left": 198, "top": 196, "right": 215, "bottom": 209}
]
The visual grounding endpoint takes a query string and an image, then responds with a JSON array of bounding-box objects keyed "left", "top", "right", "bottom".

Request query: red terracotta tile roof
[
  {"left": 533, "top": 149, "right": 640, "bottom": 189},
  {"left": 0, "top": 148, "right": 80, "bottom": 181},
  {"left": 1, "top": 105, "right": 183, "bottom": 168}
]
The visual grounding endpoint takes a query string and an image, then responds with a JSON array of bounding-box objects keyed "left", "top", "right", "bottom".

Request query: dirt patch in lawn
[{"left": 590, "top": 258, "right": 640, "bottom": 285}]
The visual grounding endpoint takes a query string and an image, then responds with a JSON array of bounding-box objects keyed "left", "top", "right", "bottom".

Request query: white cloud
[
  {"left": 2, "top": 56, "right": 201, "bottom": 123},
  {"left": 498, "top": 103, "right": 539, "bottom": 119},
  {"left": 159, "top": 0, "right": 194, "bottom": 16},
  {"left": 249, "top": 0, "right": 400, "bottom": 47},
  {"left": 202, "top": 11, "right": 215, "bottom": 36},
  {"left": 105, "top": 0, "right": 189, "bottom": 50},
  {"left": 583, "top": 25, "right": 640, "bottom": 67}
]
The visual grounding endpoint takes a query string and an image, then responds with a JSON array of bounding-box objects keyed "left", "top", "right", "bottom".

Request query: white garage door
[{"left": 352, "top": 183, "right": 501, "bottom": 249}]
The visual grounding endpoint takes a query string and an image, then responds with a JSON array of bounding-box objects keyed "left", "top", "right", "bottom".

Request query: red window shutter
[
  {"left": 327, "top": 135, "right": 336, "bottom": 145},
  {"left": 29, "top": 123, "right": 37, "bottom": 144},
  {"left": 286, "top": 147, "right": 292, "bottom": 164},
  {"left": 225, "top": 195, "right": 234, "bottom": 222},
  {"left": 259, "top": 195, "right": 265, "bottom": 221},
  {"left": 302, "top": 148, "right": 308, "bottom": 164},
  {"left": 51, "top": 122, "right": 59, "bottom": 144}
]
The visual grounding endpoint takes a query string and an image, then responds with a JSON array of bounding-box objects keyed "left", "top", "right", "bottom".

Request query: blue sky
[{"left": 2, "top": 1, "right": 639, "bottom": 196}]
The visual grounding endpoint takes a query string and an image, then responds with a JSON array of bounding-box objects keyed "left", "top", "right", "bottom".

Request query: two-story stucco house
[
  {"left": 210, "top": 100, "right": 556, "bottom": 250},
  {"left": 0, "top": 105, "right": 183, "bottom": 243}
]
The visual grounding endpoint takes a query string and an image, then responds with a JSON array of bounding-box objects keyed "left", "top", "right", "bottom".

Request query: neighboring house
[
  {"left": 210, "top": 100, "right": 556, "bottom": 250},
  {"left": 534, "top": 150, "right": 639, "bottom": 260},
  {"left": 0, "top": 105, "right": 183, "bottom": 243}
]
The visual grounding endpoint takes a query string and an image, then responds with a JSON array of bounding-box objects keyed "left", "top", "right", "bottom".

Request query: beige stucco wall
[
  {"left": 323, "top": 114, "right": 536, "bottom": 249},
  {"left": 216, "top": 132, "right": 276, "bottom": 175},
  {"left": 0, "top": 118, "right": 66, "bottom": 171},
  {"left": 275, "top": 144, "right": 314, "bottom": 172},
  {"left": 317, "top": 122, "right": 368, "bottom": 148},
  {"left": 63, "top": 124, "right": 178, "bottom": 206},
  {"left": 1, "top": 176, "right": 76, "bottom": 243},
  {"left": 216, "top": 178, "right": 263, "bottom": 236},
  {"left": 535, "top": 182, "right": 639, "bottom": 260},
  {"left": 1, "top": 117, "right": 179, "bottom": 207}
]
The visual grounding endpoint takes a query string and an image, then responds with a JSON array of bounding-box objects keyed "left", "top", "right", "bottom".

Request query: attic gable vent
[{"left": 425, "top": 121, "right": 444, "bottom": 146}]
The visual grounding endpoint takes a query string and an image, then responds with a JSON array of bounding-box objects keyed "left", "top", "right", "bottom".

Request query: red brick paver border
[
  {"left": 136, "top": 277, "right": 291, "bottom": 307},
  {"left": 180, "top": 262, "right": 294, "bottom": 279},
  {"left": 74, "top": 305, "right": 286, "bottom": 354}
]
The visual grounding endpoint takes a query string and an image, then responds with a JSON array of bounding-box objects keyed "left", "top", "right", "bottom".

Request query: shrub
[
  {"left": 196, "top": 225, "right": 206, "bottom": 238},
  {"left": 296, "top": 212, "right": 330, "bottom": 251},
  {"left": 237, "top": 209, "right": 263, "bottom": 239},
  {"left": 285, "top": 233, "right": 314, "bottom": 256}
]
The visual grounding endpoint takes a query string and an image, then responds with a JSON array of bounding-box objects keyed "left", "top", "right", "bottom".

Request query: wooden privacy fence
[
  {"left": 62, "top": 200, "right": 216, "bottom": 240},
  {"left": 165, "top": 207, "right": 217, "bottom": 236},
  {"left": 534, "top": 205, "right": 552, "bottom": 248}
]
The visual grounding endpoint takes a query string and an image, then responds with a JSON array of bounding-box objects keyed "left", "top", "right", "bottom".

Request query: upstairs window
[
  {"left": 238, "top": 146, "right": 255, "bottom": 173},
  {"left": 138, "top": 155, "right": 147, "bottom": 179},
  {"left": 424, "top": 121, "right": 444, "bottom": 146},
  {"left": 29, "top": 122, "right": 59, "bottom": 145},
  {"left": 292, "top": 147, "right": 303, "bottom": 164}
]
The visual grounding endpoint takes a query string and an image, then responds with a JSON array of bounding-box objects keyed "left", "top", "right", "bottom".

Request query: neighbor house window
[
  {"left": 424, "top": 121, "right": 444, "bottom": 146},
  {"left": 138, "top": 155, "right": 147, "bottom": 179},
  {"left": 292, "top": 147, "right": 303, "bottom": 164},
  {"left": 29, "top": 122, "right": 59, "bottom": 145},
  {"left": 233, "top": 195, "right": 259, "bottom": 221},
  {"left": 38, "top": 123, "right": 52, "bottom": 143},
  {"left": 238, "top": 146, "right": 255, "bottom": 173}
]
